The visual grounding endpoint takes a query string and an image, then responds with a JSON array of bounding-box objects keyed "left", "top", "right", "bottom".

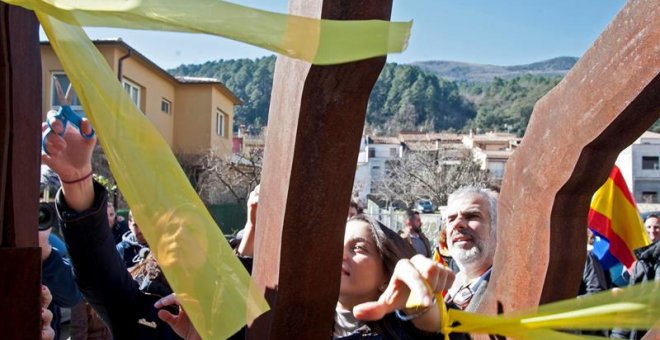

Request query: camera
[{"left": 39, "top": 202, "right": 58, "bottom": 231}]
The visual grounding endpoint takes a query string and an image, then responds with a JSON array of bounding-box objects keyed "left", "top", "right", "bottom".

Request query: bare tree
[
  {"left": 177, "top": 148, "right": 262, "bottom": 208},
  {"left": 372, "top": 147, "right": 491, "bottom": 208}
]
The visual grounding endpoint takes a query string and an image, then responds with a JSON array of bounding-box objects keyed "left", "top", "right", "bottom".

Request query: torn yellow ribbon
[
  {"left": 434, "top": 281, "right": 658, "bottom": 339},
  {"left": 39, "top": 12, "right": 269, "bottom": 339},
  {"left": 5, "top": 0, "right": 411, "bottom": 65}
]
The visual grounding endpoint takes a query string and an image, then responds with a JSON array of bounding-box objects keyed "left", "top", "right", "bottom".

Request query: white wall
[{"left": 616, "top": 133, "right": 660, "bottom": 203}]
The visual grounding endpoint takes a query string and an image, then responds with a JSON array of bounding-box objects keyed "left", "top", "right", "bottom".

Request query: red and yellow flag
[{"left": 588, "top": 165, "right": 650, "bottom": 268}]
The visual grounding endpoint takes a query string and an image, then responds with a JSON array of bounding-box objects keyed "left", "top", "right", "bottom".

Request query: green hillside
[{"left": 169, "top": 56, "right": 652, "bottom": 136}]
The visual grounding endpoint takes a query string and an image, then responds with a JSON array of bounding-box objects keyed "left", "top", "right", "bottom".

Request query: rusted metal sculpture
[
  {"left": 0, "top": 3, "right": 43, "bottom": 338},
  {"left": 477, "top": 0, "right": 660, "bottom": 321},
  {"left": 248, "top": 1, "right": 394, "bottom": 338},
  {"left": 1, "top": 0, "right": 659, "bottom": 338}
]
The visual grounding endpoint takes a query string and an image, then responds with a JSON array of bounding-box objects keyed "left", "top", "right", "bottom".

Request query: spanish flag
[{"left": 588, "top": 166, "right": 651, "bottom": 269}]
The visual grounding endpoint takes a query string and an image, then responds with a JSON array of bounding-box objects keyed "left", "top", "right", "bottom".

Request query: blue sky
[{"left": 41, "top": 0, "right": 626, "bottom": 69}]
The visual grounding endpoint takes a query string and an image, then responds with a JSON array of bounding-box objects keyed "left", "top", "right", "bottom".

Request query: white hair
[{"left": 446, "top": 186, "right": 499, "bottom": 265}]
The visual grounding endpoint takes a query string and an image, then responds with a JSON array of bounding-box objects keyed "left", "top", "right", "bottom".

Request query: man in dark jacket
[
  {"left": 400, "top": 210, "right": 432, "bottom": 257},
  {"left": 611, "top": 215, "right": 659, "bottom": 339}
]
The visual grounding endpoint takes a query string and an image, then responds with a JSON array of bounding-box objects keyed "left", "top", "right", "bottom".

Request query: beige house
[
  {"left": 462, "top": 131, "right": 521, "bottom": 180},
  {"left": 40, "top": 39, "right": 241, "bottom": 157}
]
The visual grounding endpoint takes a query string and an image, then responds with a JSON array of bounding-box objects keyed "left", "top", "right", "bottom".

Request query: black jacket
[
  {"left": 56, "top": 182, "right": 181, "bottom": 340},
  {"left": 611, "top": 242, "right": 659, "bottom": 339}
]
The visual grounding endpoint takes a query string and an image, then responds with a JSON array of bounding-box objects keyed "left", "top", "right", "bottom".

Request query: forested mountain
[
  {"left": 169, "top": 56, "right": 590, "bottom": 136},
  {"left": 365, "top": 64, "right": 475, "bottom": 134},
  {"left": 461, "top": 75, "right": 563, "bottom": 135},
  {"left": 413, "top": 57, "right": 577, "bottom": 83}
]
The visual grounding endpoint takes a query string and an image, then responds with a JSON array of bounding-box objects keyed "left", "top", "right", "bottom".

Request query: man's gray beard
[{"left": 451, "top": 242, "right": 483, "bottom": 264}]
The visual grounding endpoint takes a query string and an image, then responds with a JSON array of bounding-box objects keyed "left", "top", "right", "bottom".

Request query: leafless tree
[
  {"left": 177, "top": 148, "right": 262, "bottom": 207},
  {"left": 372, "top": 147, "right": 491, "bottom": 208}
]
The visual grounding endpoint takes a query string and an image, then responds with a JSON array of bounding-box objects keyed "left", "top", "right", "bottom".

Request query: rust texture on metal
[
  {"left": 249, "top": 0, "right": 393, "bottom": 338},
  {"left": 0, "top": 248, "right": 42, "bottom": 339},
  {"left": 476, "top": 0, "right": 660, "bottom": 321},
  {"left": 1, "top": 4, "right": 41, "bottom": 247},
  {"left": 0, "top": 3, "right": 43, "bottom": 338}
]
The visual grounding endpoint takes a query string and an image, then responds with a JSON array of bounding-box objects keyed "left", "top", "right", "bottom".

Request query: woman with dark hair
[
  {"left": 157, "top": 188, "right": 455, "bottom": 339},
  {"left": 42, "top": 116, "right": 454, "bottom": 339},
  {"left": 334, "top": 214, "right": 450, "bottom": 339}
]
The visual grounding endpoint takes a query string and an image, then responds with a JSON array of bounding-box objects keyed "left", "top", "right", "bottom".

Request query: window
[
  {"left": 642, "top": 191, "right": 658, "bottom": 203},
  {"left": 161, "top": 99, "right": 171, "bottom": 114},
  {"left": 216, "top": 108, "right": 228, "bottom": 137},
  {"left": 50, "top": 72, "right": 82, "bottom": 109},
  {"left": 122, "top": 79, "right": 141, "bottom": 108},
  {"left": 370, "top": 165, "right": 381, "bottom": 179},
  {"left": 642, "top": 156, "right": 659, "bottom": 170},
  {"left": 390, "top": 147, "right": 398, "bottom": 157},
  {"left": 368, "top": 147, "right": 375, "bottom": 158}
]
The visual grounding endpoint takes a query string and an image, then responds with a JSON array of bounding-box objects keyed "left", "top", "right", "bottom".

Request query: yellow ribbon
[
  {"left": 4, "top": 0, "right": 411, "bottom": 65},
  {"left": 426, "top": 281, "right": 658, "bottom": 339},
  {"left": 39, "top": 12, "right": 269, "bottom": 339}
]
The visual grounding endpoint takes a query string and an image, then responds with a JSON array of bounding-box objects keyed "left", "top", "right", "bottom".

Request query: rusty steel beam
[
  {"left": 476, "top": 0, "right": 660, "bottom": 322},
  {"left": 0, "top": 3, "right": 43, "bottom": 339},
  {"left": 248, "top": 1, "right": 393, "bottom": 338}
]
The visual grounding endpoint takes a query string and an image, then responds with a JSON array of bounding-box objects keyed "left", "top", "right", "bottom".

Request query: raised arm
[
  {"left": 353, "top": 255, "right": 455, "bottom": 334},
  {"left": 42, "top": 117, "right": 142, "bottom": 333},
  {"left": 41, "top": 116, "right": 95, "bottom": 211},
  {"left": 237, "top": 185, "right": 259, "bottom": 257}
]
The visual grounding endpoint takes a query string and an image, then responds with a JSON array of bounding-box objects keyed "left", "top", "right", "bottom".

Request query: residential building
[
  {"left": 398, "top": 131, "right": 463, "bottom": 152},
  {"left": 354, "top": 135, "right": 403, "bottom": 202},
  {"left": 233, "top": 125, "right": 266, "bottom": 157},
  {"left": 616, "top": 131, "right": 660, "bottom": 204},
  {"left": 353, "top": 131, "right": 521, "bottom": 202},
  {"left": 462, "top": 131, "right": 521, "bottom": 180},
  {"left": 40, "top": 39, "right": 241, "bottom": 158}
]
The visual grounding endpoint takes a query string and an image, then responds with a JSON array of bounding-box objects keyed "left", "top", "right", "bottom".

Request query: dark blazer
[{"left": 400, "top": 228, "right": 432, "bottom": 257}]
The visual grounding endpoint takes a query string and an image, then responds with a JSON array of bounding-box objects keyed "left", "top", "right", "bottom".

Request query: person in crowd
[
  {"left": 443, "top": 186, "right": 498, "bottom": 312},
  {"left": 645, "top": 213, "right": 660, "bottom": 244},
  {"left": 41, "top": 285, "right": 55, "bottom": 340},
  {"left": 40, "top": 225, "right": 83, "bottom": 339},
  {"left": 39, "top": 178, "right": 83, "bottom": 340},
  {"left": 42, "top": 116, "right": 181, "bottom": 339},
  {"left": 70, "top": 300, "right": 113, "bottom": 340},
  {"left": 129, "top": 248, "right": 173, "bottom": 298},
  {"left": 43, "top": 114, "right": 458, "bottom": 339},
  {"left": 400, "top": 209, "right": 432, "bottom": 257},
  {"left": 432, "top": 227, "right": 459, "bottom": 273},
  {"left": 580, "top": 250, "right": 611, "bottom": 296},
  {"left": 116, "top": 211, "right": 149, "bottom": 269},
  {"left": 611, "top": 214, "right": 660, "bottom": 339},
  {"left": 348, "top": 200, "right": 362, "bottom": 220},
  {"left": 107, "top": 202, "right": 129, "bottom": 244},
  {"left": 578, "top": 239, "right": 613, "bottom": 337},
  {"left": 157, "top": 186, "right": 457, "bottom": 339}
]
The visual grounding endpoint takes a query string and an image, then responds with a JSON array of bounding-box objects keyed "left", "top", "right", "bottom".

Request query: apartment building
[
  {"left": 40, "top": 39, "right": 241, "bottom": 158},
  {"left": 616, "top": 131, "right": 660, "bottom": 204}
]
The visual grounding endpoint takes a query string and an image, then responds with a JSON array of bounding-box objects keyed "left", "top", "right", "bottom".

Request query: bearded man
[{"left": 443, "top": 187, "right": 498, "bottom": 312}]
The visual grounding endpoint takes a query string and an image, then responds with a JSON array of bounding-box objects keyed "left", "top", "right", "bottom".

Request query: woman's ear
[{"left": 378, "top": 281, "right": 388, "bottom": 293}]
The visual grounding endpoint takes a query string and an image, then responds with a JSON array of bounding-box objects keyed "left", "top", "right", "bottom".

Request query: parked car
[{"left": 415, "top": 199, "right": 434, "bottom": 213}]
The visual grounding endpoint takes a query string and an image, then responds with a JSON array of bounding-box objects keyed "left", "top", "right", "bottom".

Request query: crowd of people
[{"left": 37, "top": 115, "right": 658, "bottom": 340}]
